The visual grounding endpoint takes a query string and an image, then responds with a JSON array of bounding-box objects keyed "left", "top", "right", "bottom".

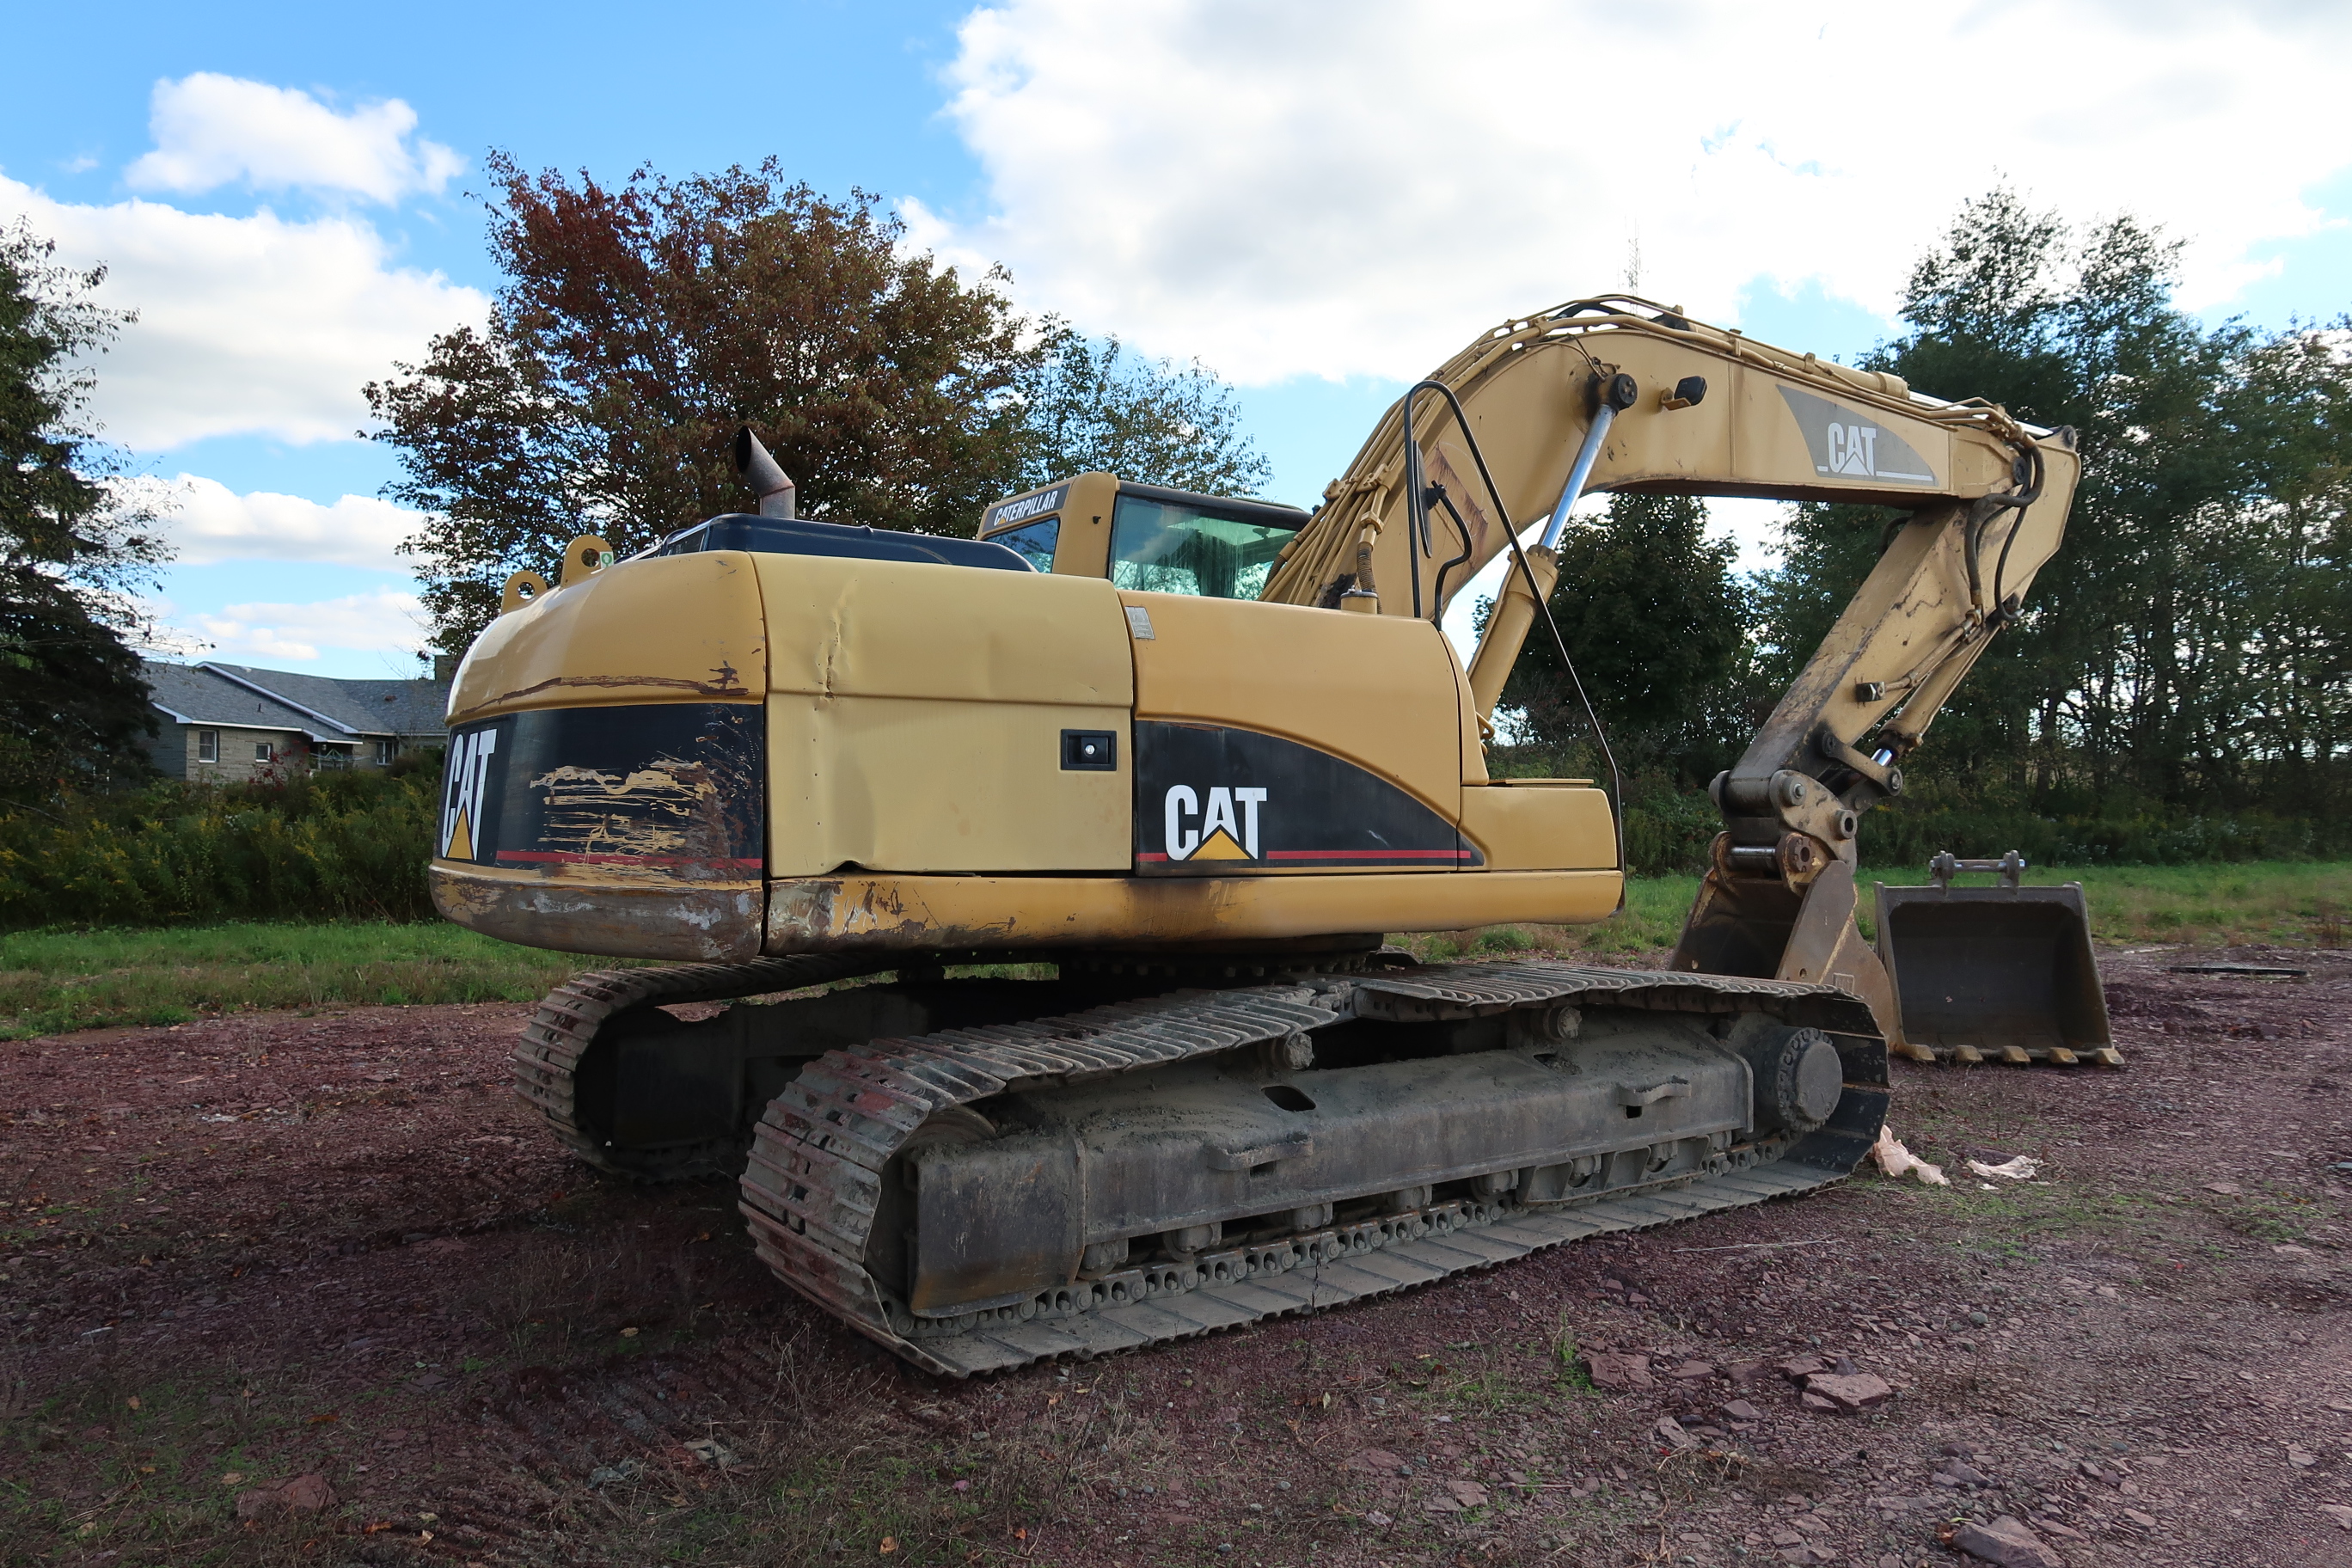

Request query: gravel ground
[{"left": 2, "top": 946, "right": 2347, "bottom": 1567}]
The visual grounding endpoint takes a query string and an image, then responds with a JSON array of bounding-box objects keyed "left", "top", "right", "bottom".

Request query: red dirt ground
[{"left": 3, "top": 945, "right": 2348, "bottom": 1567}]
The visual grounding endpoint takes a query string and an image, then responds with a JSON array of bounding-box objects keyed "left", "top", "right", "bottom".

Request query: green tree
[
  {"left": 1502, "top": 493, "right": 1750, "bottom": 785},
  {"left": 368, "top": 156, "right": 1040, "bottom": 659},
  {"left": 1762, "top": 187, "right": 2349, "bottom": 843},
  {"left": 0, "top": 221, "right": 164, "bottom": 802},
  {"left": 1014, "top": 326, "right": 1270, "bottom": 496}
]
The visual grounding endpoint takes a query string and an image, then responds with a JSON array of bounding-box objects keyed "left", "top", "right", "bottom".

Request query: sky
[{"left": 5, "top": 0, "right": 2349, "bottom": 677}]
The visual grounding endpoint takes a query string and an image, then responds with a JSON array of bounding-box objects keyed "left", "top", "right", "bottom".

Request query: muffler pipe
[{"left": 732, "top": 426, "right": 796, "bottom": 519}]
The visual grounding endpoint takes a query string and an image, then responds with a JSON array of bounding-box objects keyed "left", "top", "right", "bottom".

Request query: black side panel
[
  {"left": 438, "top": 703, "right": 763, "bottom": 879},
  {"left": 1132, "top": 720, "right": 1473, "bottom": 875}
]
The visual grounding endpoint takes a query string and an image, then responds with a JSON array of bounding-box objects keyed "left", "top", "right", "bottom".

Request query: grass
[
  {"left": 1400, "top": 859, "right": 2349, "bottom": 961},
  {"left": 0, "top": 858, "right": 2340, "bottom": 1040},
  {"left": 0, "top": 922, "right": 607, "bottom": 1041}
]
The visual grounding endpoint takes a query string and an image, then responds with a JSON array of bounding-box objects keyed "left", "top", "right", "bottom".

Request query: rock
[
  {"left": 1579, "top": 1351, "right": 1653, "bottom": 1391},
  {"left": 683, "top": 1437, "right": 736, "bottom": 1467},
  {"left": 2036, "top": 1517, "right": 2084, "bottom": 1540},
  {"left": 1726, "top": 1359, "right": 1770, "bottom": 1385},
  {"left": 2274, "top": 1244, "right": 2314, "bottom": 1257},
  {"left": 2093, "top": 1285, "right": 2121, "bottom": 1301},
  {"left": 1803, "top": 1371, "right": 1894, "bottom": 1410},
  {"left": 1778, "top": 1354, "right": 1832, "bottom": 1381},
  {"left": 1350, "top": 1449, "right": 1405, "bottom": 1474},
  {"left": 233, "top": 1473, "right": 336, "bottom": 1520},
  {"left": 1668, "top": 1361, "right": 1719, "bottom": 1380},
  {"left": 1655, "top": 1417, "right": 1698, "bottom": 1451},
  {"left": 1446, "top": 1479, "right": 1488, "bottom": 1507},
  {"left": 1801, "top": 1392, "right": 1839, "bottom": 1412},
  {"left": 2203, "top": 1180, "right": 2242, "bottom": 1194},
  {"left": 2122, "top": 1509, "right": 2157, "bottom": 1528},
  {"left": 1936, "top": 1459, "right": 1992, "bottom": 1486},
  {"left": 2318, "top": 1504, "right": 2352, "bottom": 1531},
  {"left": 2288, "top": 1445, "right": 2319, "bottom": 1468},
  {"left": 1722, "top": 1400, "right": 1763, "bottom": 1423},
  {"left": 1951, "top": 1516, "right": 2063, "bottom": 1568}
]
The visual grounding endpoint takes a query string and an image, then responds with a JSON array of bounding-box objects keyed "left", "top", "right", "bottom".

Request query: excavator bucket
[{"left": 1873, "top": 853, "right": 2118, "bottom": 1067}]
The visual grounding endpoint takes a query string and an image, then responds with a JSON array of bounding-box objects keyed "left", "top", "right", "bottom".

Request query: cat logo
[
  {"left": 1823, "top": 420, "right": 1881, "bottom": 476},
  {"left": 1163, "top": 785, "right": 1268, "bottom": 861},
  {"left": 1779, "top": 385, "right": 1937, "bottom": 486},
  {"left": 440, "top": 727, "right": 499, "bottom": 861}
]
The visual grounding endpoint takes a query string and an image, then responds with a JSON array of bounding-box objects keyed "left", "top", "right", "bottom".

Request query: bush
[{"left": 0, "top": 767, "right": 439, "bottom": 930}]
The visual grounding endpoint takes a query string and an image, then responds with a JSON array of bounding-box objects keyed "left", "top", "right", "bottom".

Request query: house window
[
  {"left": 376, "top": 738, "right": 396, "bottom": 766},
  {"left": 254, "top": 740, "right": 274, "bottom": 763},
  {"left": 197, "top": 729, "right": 219, "bottom": 763}
]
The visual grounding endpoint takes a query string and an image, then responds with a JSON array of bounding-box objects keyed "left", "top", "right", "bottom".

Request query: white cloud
[
  {"left": 0, "top": 172, "right": 487, "bottom": 449},
  {"left": 181, "top": 589, "right": 426, "bottom": 665},
  {"left": 126, "top": 74, "right": 463, "bottom": 204},
  {"left": 137, "top": 475, "right": 424, "bottom": 570},
  {"left": 915, "top": 0, "right": 2352, "bottom": 384}
]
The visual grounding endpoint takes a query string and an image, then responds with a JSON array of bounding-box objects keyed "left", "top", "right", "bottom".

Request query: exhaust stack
[{"left": 732, "top": 427, "right": 796, "bottom": 519}]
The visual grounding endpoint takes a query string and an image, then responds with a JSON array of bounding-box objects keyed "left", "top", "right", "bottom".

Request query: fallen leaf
[
  {"left": 220, "top": 1473, "right": 246, "bottom": 1486},
  {"left": 881, "top": 1539, "right": 900, "bottom": 1555},
  {"left": 126, "top": 1396, "right": 141, "bottom": 1411},
  {"left": 307, "top": 1412, "right": 338, "bottom": 1425},
  {"left": 620, "top": 1327, "right": 640, "bottom": 1338}
]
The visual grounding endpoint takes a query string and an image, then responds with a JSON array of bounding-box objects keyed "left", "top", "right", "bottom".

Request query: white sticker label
[
  {"left": 1163, "top": 784, "right": 1267, "bottom": 861},
  {"left": 1124, "top": 606, "right": 1155, "bottom": 640}
]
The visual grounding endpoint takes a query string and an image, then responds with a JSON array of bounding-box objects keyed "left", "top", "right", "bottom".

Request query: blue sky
[{"left": 5, "top": 1, "right": 2348, "bottom": 675}]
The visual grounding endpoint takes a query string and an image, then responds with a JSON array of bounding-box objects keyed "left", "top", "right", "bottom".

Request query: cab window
[
  {"left": 1109, "top": 496, "right": 1299, "bottom": 600},
  {"left": 989, "top": 517, "right": 1058, "bottom": 572}
]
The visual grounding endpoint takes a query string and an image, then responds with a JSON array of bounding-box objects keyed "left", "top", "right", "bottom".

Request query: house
[{"left": 141, "top": 660, "right": 453, "bottom": 782}]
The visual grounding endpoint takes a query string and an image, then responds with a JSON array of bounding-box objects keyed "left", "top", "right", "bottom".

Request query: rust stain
[
  {"left": 1430, "top": 442, "right": 1496, "bottom": 554},
  {"left": 528, "top": 758, "right": 722, "bottom": 861},
  {"left": 452, "top": 671, "right": 750, "bottom": 721}
]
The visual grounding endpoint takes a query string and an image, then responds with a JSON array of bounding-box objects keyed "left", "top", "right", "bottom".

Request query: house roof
[
  {"left": 141, "top": 661, "right": 450, "bottom": 744},
  {"left": 202, "top": 663, "right": 450, "bottom": 739}
]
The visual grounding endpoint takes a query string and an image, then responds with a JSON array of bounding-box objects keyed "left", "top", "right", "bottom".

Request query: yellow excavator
[{"left": 431, "top": 296, "right": 2111, "bottom": 1375}]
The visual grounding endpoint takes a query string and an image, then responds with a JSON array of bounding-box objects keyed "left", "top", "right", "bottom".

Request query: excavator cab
[{"left": 1875, "top": 853, "right": 2117, "bottom": 1067}]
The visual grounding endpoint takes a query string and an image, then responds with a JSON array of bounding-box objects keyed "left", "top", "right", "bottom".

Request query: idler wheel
[{"left": 1749, "top": 1027, "right": 1845, "bottom": 1133}]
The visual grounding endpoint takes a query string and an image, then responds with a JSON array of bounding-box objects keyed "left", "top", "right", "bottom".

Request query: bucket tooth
[
  {"left": 1951, "top": 1044, "right": 1984, "bottom": 1065},
  {"left": 2086, "top": 1046, "right": 2125, "bottom": 1068},
  {"left": 2046, "top": 1046, "right": 2079, "bottom": 1066},
  {"left": 1892, "top": 1041, "right": 1939, "bottom": 1063},
  {"left": 1996, "top": 1046, "right": 2031, "bottom": 1066}
]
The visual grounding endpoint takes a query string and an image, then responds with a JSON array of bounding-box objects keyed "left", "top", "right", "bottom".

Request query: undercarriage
[{"left": 514, "top": 952, "right": 1888, "bottom": 1375}]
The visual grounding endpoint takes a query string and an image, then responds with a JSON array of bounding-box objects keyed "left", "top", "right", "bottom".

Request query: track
[
  {"left": 516, "top": 957, "right": 1890, "bottom": 1375},
  {"left": 512, "top": 954, "right": 895, "bottom": 1179}
]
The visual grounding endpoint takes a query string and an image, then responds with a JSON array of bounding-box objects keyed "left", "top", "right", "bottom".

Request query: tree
[
  {"left": 369, "top": 156, "right": 1040, "bottom": 659},
  {"left": 1502, "top": 493, "right": 1750, "bottom": 784},
  {"left": 1014, "top": 326, "right": 1270, "bottom": 496},
  {"left": 371, "top": 158, "right": 1277, "bottom": 660},
  {"left": 1762, "top": 187, "right": 2350, "bottom": 843},
  {"left": 0, "top": 221, "right": 164, "bottom": 802}
]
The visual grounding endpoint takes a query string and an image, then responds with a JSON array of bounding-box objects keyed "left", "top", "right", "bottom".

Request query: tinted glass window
[
  {"left": 990, "top": 517, "right": 1058, "bottom": 572},
  {"left": 1109, "top": 497, "right": 1299, "bottom": 600}
]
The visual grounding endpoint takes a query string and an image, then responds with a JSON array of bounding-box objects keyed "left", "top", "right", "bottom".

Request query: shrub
[{"left": 0, "top": 767, "right": 439, "bottom": 929}]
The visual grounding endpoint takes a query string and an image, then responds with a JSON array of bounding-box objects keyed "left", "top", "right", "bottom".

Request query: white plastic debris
[
  {"left": 1966, "top": 1155, "right": 2042, "bottom": 1181},
  {"left": 1868, "top": 1125, "right": 1949, "bottom": 1185}
]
